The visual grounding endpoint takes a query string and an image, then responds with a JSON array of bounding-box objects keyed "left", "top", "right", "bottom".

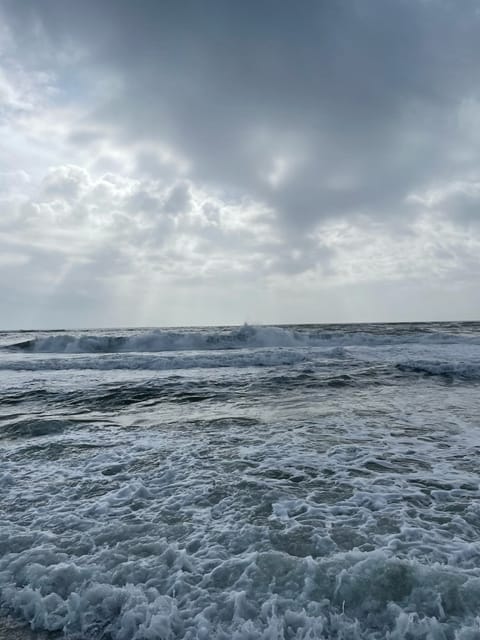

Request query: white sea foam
[
  {"left": 2, "top": 544, "right": 480, "bottom": 639},
  {"left": 2, "top": 420, "right": 480, "bottom": 640}
]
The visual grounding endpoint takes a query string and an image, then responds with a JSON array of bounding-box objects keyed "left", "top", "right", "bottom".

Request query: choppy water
[{"left": 1, "top": 322, "right": 480, "bottom": 640}]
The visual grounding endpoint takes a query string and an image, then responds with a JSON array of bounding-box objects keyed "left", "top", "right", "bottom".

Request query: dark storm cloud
[{"left": 4, "top": 0, "right": 480, "bottom": 232}]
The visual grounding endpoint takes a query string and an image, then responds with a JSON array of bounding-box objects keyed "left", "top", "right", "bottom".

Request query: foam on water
[{"left": 1, "top": 322, "right": 480, "bottom": 639}]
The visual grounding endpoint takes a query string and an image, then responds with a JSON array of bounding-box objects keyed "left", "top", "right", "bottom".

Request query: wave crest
[{"left": 5, "top": 324, "right": 480, "bottom": 354}]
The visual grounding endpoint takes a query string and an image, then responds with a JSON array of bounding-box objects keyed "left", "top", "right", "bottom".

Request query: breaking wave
[{"left": 4, "top": 324, "right": 480, "bottom": 354}]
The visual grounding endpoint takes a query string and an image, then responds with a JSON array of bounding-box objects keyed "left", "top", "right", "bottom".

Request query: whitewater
[{"left": 1, "top": 322, "right": 480, "bottom": 640}]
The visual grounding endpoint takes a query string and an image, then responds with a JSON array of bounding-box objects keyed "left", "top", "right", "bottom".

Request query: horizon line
[{"left": 1, "top": 319, "right": 479, "bottom": 333}]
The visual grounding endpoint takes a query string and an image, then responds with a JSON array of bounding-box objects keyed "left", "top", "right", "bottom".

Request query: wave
[
  {"left": 0, "top": 418, "right": 70, "bottom": 440},
  {"left": 4, "top": 324, "right": 480, "bottom": 354},
  {"left": 0, "top": 349, "right": 311, "bottom": 372},
  {"left": 396, "top": 360, "right": 480, "bottom": 380},
  {"left": 4, "top": 325, "right": 311, "bottom": 353}
]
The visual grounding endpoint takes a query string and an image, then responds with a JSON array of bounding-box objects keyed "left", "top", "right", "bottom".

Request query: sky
[{"left": 1, "top": 0, "right": 480, "bottom": 329}]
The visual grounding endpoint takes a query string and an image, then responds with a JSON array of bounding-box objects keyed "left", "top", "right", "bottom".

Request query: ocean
[{"left": 1, "top": 322, "right": 480, "bottom": 640}]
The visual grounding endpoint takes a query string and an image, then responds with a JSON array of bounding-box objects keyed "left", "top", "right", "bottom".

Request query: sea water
[{"left": 1, "top": 322, "right": 480, "bottom": 639}]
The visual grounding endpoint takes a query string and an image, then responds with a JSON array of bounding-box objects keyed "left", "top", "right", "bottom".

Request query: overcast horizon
[{"left": 1, "top": 0, "right": 480, "bottom": 329}]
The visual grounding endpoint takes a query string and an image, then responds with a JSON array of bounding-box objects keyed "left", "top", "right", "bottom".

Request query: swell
[
  {"left": 0, "top": 417, "right": 72, "bottom": 440},
  {"left": 2, "top": 350, "right": 479, "bottom": 382},
  {"left": 396, "top": 360, "right": 480, "bottom": 381},
  {"left": 0, "top": 349, "right": 310, "bottom": 372}
]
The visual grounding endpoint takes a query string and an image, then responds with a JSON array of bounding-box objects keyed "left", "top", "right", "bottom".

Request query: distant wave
[
  {"left": 4, "top": 325, "right": 304, "bottom": 353},
  {"left": 4, "top": 324, "right": 480, "bottom": 354}
]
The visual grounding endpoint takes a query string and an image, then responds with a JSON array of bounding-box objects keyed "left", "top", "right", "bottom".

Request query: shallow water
[{"left": 1, "top": 323, "right": 480, "bottom": 639}]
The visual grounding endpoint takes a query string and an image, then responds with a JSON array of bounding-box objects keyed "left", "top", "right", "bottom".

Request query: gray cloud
[
  {"left": 4, "top": 4, "right": 479, "bottom": 182},
  {"left": 10, "top": 4, "right": 480, "bottom": 225},
  {"left": 1, "top": 0, "right": 480, "bottom": 326},
  {"left": 162, "top": 182, "right": 191, "bottom": 216}
]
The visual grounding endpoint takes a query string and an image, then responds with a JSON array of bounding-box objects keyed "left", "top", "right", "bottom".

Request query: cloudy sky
[{"left": 1, "top": 0, "right": 480, "bottom": 328}]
